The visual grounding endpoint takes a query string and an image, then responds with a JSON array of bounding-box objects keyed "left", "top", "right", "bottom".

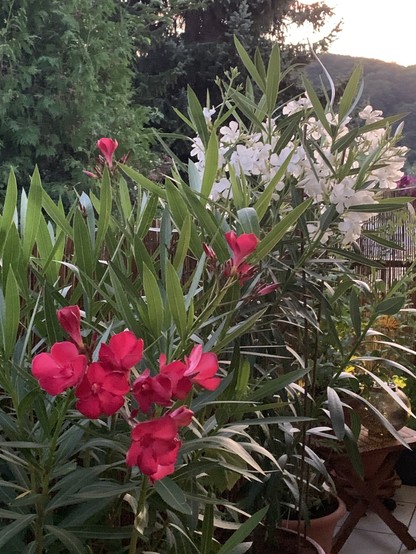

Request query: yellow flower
[{"left": 376, "top": 315, "right": 400, "bottom": 331}]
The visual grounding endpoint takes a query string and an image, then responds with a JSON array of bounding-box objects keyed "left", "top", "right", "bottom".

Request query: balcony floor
[{"left": 337, "top": 485, "right": 416, "bottom": 553}]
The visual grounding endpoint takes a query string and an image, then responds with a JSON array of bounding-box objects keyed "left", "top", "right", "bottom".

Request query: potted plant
[{"left": 0, "top": 38, "right": 415, "bottom": 554}]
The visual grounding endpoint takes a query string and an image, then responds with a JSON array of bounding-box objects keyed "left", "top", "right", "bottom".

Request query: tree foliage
[
  {"left": 130, "top": 0, "right": 340, "bottom": 138},
  {"left": 0, "top": 0, "right": 154, "bottom": 199}
]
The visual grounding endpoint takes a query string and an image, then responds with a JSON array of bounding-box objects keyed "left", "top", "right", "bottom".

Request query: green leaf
[
  {"left": 187, "top": 86, "right": 209, "bottom": 146},
  {"left": 173, "top": 215, "right": 192, "bottom": 271},
  {"left": 0, "top": 514, "right": 35, "bottom": 548},
  {"left": 253, "top": 199, "right": 312, "bottom": 261},
  {"left": 361, "top": 231, "right": 404, "bottom": 251},
  {"left": 166, "top": 261, "right": 187, "bottom": 340},
  {"left": 216, "top": 506, "right": 268, "bottom": 554},
  {"left": 166, "top": 180, "right": 203, "bottom": 258},
  {"left": 265, "top": 43, "right": 281, "bottom": 114},
  {"left": 73, "top": 210, "right": 94, "bottom": 277},
  {"left": 234, "top": 36, "right": 266, "bottom": 93},
  {"left": 374, "top": 296, "right": 405, "bottom": 315},
  {"left": 117, "top": 176, "right": 133, "bottom": 221},
  {"left": 95, "top": 169, "right": 112, "bottom": 252},
  {"left": 45, "top": 526, "right": 87, "bottom": 554},
  {"left": 201, "top": 131, "right": 219, "bottom": 199},
  {"left": 154, "top": 477, "right": 192, "bottom": 515},
  {"left": 254, "top": 147, "right": 295, "bottom": 221},
  {"left": 237, "top": 208, "right": 260, "bottom": 237},
  {"left": 4, "top": 268, "right": 19, "bottom": 359},
  {"left": 349, "top": 290, "right": 361, "bottom": 337},
  {"left": 143, "top": 264, "right": 164, "bottom": 337},
  {"left": 201, "top": 503, "right": 214, "bottom": 554},
  {"left": 248, "top": 368, "right": 310, "bottom": 402},
  {"left": 119, "top": 164, "right": 167, "bottom": 200},
  {"left": 22, "top": 167, "right": 43, "bottom": 261},
  {"left": 1, "top": 169, "right": 18, "bottom": 238},
  {"left": 338, "top": 65, "right": 363, "bottom": 122},
  {"left": 302, "top": 76, "right": 332, "bottom": 135},
  {"left": 136, "top": 193, "right": 159, "bottom": 240},
  {"left": 327, "top": 387, "right": 345, "bottom": 440}
]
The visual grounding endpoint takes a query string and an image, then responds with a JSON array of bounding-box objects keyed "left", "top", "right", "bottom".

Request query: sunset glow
[{"left": 289, "top": 1, "right": 416, "bottom": 67}]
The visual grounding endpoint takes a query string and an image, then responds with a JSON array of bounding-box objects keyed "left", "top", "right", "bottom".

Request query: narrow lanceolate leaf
[
  {"left": 4, "top": 269, "right": 19, "bottom": 360},
  {"left": 166, "top": 261, "right": 187, "bottom": 340},
  {"left": 1, "top": 169, "right": 18, "bottom": 237},
  {"left": 200, "top": 131, "right": 219, "bottom": 199},
  {"left": 143, "top": 264, "right": 164, "bottom": 338},
  {"left": 201, "top": 503, "right": 214, "bottom": 554},
  {"left": 95, "top": 169, "right": 112, "bottom": 252},
  {"left": 234, "top": 36, "right": 266, "bottom": 93},
  {"left": 349, "top": 289, "right": 361, "bottom": 337},
  {"left": 252, "top": 199, "right": 312, "bottom": 261},
  {"left": 73, "top": 210, "right": 94, "bottom": 277},
  {"left": 173, "top": 215, "right": 192, "bottom": 271},
  {"left": 216, "top": 506, "right": 268, "bottom": 554},
  {"left": 154, "top": 477, "right": 192, "bottom": 515},
  {"left": 338, "top": 65, "right": 363, "bottom": 123},
  {"left": 265, "top": 43, "right": 281, "bottom": 114},
  {"left": 187, "top": 86, "right": 209, "bottom": 146},
  {"left": 136, "top": 193, "right": 159, "bottom": 239},
  {"left": 22, "top": 166, "right": 43, "bottom": 261},
  {"left": 253, "top": 147, "right": 295, "bottom": 221},
  {"left": 45, "top": 525, "right": 87, "bottom": 554},
  {"left": 374, "top": 296, "right": 405, "bottom": 316},
  {"left": 302, "top": 76, "right": 332, "bottom": 135},
  {"left": 327, "top": 387, "right": 345, "bottom": 440},
  {"left": 119, "top": 164, "right": 167, "bottom": 200},
  {"left": 0, "top": 514, "right": 36, "bottom": 548}
]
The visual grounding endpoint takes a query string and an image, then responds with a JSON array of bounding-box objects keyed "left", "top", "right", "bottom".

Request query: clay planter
[
  {"left": 281, "top": 496, "right": 347, "bottom": 554},
  {"left": 275, "top": 528, "right": 325, "bottom": 553}
]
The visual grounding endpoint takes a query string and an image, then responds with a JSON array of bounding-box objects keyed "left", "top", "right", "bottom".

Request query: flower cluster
[
  {"left": 31, "top": 305, "right": 220, "bottom": 482},
  {"left": 191, "top": 102, "right": 407, "bottom": 245}
]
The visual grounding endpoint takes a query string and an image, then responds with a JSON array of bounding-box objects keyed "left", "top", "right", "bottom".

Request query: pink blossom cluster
[{"left": 31, "top": 305, "right": 220, "bottom": 482}]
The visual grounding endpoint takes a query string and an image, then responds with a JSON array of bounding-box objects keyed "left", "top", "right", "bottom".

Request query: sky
[{"left": 290, "top": 1, "right": 416, "bottom": 67}]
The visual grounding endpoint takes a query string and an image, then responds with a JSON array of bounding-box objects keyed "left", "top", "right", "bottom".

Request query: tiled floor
[{"left": 336, "top": 485, "right": 416, "bottom": 553}]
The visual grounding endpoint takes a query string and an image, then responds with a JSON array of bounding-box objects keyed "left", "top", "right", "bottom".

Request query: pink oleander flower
[
  {"left": 75, "top": 362, "right": 130, "bottom": 419},
  {"left": 225, "top": 231, "right": 259, "bottom": 268},
  {"left": 223, "top": 231, "right": 259, "bottom": 284},
  {"left": 97, "top": 138, "right": 118, "bottom": 169},
  {"left": 57, "top": 305, "right": 83, "bottom": 348},
  {"left": 132, "top": 369, "right": 173, "bottom": 413},
  {"left": 159, "top": 355, "right": 193, "bottom": 399},
  {"left": 169, "top": 406, "right": 194, "bottom": 427},
  {"left": 32, "top": 342, "right": 87, "bottom": 395},
  {"left": 126, "top": 415, "right": 181, "bottom": 482},
  {"left": 256, "top": 283, "right": 279, "bottom": 296},
  {"left": 99, "top": 330, "right": 144, "bottom": 373},
  {"left": 184, "top": 344, "right": 221, "bottom": 391}
]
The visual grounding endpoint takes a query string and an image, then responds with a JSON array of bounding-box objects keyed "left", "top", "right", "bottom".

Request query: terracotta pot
[
  {"left": 281, "top": 496, "right": 346, "bottom": 554},
  {"left": 274, "top": 528, "right": 326, "bottom": 553}
]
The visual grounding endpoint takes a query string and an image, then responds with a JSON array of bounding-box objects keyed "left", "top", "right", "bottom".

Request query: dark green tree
[
  {"left": 129, "top": 0, "right": 340, "bottom": 137},
  {"left": 0, "top": 0, "right": 154, "bottom": 198}
]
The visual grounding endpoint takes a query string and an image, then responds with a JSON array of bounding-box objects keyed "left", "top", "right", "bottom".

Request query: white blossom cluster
[{"left": 191, "top": 100, "right": 407, "bottom": 246}]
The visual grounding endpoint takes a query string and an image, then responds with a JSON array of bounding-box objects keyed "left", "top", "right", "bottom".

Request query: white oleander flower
[
  {"left": 359, "top": 105, "right": 383, "bottom": 124},
  {"left": 203, "top": 107, "right": 216, "bottom": 123},
  {"left": 219, "top": 121, "right": 240, "bottom": 145}
]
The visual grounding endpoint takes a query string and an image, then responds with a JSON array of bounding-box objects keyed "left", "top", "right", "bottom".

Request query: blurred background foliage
[{"left": 0, "top": 0, "right": 339, "bottom": 200}]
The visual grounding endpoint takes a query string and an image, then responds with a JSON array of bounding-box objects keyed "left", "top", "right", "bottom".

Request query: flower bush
[{"left": 0, "top": 39, "right": 415, "bottom": 553}]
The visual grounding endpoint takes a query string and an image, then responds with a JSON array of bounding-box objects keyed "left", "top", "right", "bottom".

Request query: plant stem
[{"left": 128, "top": 476, "right": 148, "bottom": 554}]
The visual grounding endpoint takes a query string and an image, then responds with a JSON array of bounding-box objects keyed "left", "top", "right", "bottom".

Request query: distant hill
[{"left": 305, "top": 53, "right": 416, "bottom": 166}]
